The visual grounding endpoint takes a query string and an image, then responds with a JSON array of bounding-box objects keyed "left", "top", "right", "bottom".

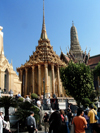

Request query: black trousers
[{"left": 27, "top": 126, "right": 34, "bottom": 133}]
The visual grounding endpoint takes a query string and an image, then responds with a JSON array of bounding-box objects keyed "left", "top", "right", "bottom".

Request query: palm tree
[
  {"left": 15, "top": 101, "right": 39, "bottom": 122},
  {"left": 15, "top": 101, "right": 40, "bottom": 132},
  {"left": 0, "top": 96, "right": 17, "bottom": 118}
]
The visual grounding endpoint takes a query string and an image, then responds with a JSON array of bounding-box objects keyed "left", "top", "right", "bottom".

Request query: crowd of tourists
[
  {"left": 25, "top": 93, "right": 100, "bottom": 133},
  {"left": 1, "top": 92, "right": 100, "bottom": 133},
  {"left": 26, "top": 99, "right": 100, "bottom": 133}
]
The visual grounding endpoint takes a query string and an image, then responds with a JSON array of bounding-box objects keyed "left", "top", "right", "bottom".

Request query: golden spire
[
  {"left": 72, "top": 21, "right": 74, "bottom": 26},
  {"left": 40, "top": 0, "right": 48, "bottom": 40}
]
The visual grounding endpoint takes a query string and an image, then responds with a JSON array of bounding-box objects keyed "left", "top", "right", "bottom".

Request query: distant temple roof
[
  {"left": 60, "top": 22, "right": 90, "bottom": 65},
  {"left": 88, "top": 54, "right": 100, "bottom": 69}
]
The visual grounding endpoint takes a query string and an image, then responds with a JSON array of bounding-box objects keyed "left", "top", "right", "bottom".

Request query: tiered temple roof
[
  {"left": 17, "top": 1, "right": 66, "bottom": 71},
  {"left": 60, "top": 22, "right": 90, "bottom": 65}
]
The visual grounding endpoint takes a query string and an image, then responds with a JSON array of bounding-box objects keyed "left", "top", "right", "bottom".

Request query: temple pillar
[
  {"left": 25, "top": 68, "right": 28, "bottom": 96},
  {"left": 19, "top": 70, "right": 22, "bottom": 81},
  {"left": 38, "top": 65, "right": 41, "bottom": 96},
  {"left": 0, "top": 70, "right": 4, "bottom": 90},
  {"left": 32, "top": 66, "right": 35, "bottom": 93},
  {"left": 8, "top": 72, "right": 11, "bottom": 92},
  {"left": 44, "top": 63, "right": 49, "bottom": 98},
  {"left": 51, "top": 64, "right": 55, "bottom": 95},
  {"left": 19, "top": 70, "right": 23, "bottom": 94},
  {"left": 57, "top": 65, "right": 60, "bottom": 97}
]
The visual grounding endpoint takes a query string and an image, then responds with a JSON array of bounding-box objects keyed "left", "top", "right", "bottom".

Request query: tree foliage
[
  {"left": 31, "top": 93, "right": 38, "bottom": 99},
  {"left": 60, "top": 61, "right": 94, "bottom": 107},
  {"left": 0, "top": 96, "right": 17, "bottom": 118}
]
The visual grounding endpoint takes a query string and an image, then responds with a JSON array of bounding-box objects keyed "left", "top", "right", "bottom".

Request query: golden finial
[
  {"left": 72, "top": 21, "right": 74, "bottom": 26},
  {"left": 85, "top": 46, "right": 87, "bottom": 51},
  {"left": 11, "top": 59, "right": 13, "bottom": 66},
  {"left": 89, "top": 48, "right": 91, "bottom": 53},
  {"left": 68, "top": 46, "right": 69, "bottom": 51},
  {"left": 60, "top": 46, "right": 62, "bottom": 52}
]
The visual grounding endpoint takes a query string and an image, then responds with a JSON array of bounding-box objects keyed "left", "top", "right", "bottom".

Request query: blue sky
[{"left": 0, "top": 0, "right": 100, "bottom": 73}]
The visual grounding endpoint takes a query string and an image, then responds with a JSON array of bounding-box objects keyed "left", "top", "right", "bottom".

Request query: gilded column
[
  {"left": 45, "top": 63, "right": 48, "bottom": 93},
  {"left": 19, "top": 69, "right": 23, "bottom": 94},
  {"left": 25, "top": 68, "right": 28, "bottom": 96},
  {"left": 57, "top": 66, "right": 60, "bottom": 97},
  {"left": 38, "top": 65, "right": 41, "bottom": 96},
  {"left": 9, "top": 72, "right": 11, "bottom": 92},
  {"left": 0, "top": 70, "right": 4, "bottom": 90},
  {"left": 51, "top": 64, "right": 55, "bottom": 95},
  {"left": 19, "top": 70, "right": 23, "bottom": 81},
  {"left": 32, "top": 66, "right": 35, "bottom": 93},
  {"left": 0, "top": 70, "right": 1, "bottom": 88}
]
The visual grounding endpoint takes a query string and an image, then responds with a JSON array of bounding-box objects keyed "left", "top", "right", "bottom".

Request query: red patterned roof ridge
[{"left": 88, "top": 54, "right": 100, "bottom": 66}]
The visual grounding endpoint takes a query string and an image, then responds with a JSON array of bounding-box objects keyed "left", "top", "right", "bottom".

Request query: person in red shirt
[{"left": 72, "top": 108, "right": 87, "bottom": 133}]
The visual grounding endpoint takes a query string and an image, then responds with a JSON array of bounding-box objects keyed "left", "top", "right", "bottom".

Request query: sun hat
[{"left": 0, "top": 110, "right": 3, "bottom": 113}]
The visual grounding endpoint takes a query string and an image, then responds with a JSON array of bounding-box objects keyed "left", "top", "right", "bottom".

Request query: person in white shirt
[
  {"left": 4, "top": 116, "right": 11, "bottom": 133},
  {"left": 0, "top": 111, "right": 4, "bottom": 119},
  {"left": 0, "top": 117, "right": 7, "bottom": 133},
  {"left": 46, "top": 97, "right": 51, "bottom": 110},
  {"left": 37, "top": 100, "right": 41, "bottom": 108},
  {"left": 25, "top": 96, "right": 31, "bottom": 103}
]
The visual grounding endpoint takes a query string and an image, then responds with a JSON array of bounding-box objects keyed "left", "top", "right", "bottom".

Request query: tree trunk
[{"left": 5, "top": 107, "right": 9, "bottom": 119}]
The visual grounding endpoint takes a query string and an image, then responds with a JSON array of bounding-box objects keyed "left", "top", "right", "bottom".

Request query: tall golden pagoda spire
[
  {"left": 0, "top": 26, "right": 4, "bottom": 55},
  {"left": 40, "top": 0, "right": 48, "bottom": 40}
]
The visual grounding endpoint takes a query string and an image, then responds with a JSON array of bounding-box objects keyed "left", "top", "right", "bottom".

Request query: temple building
[
  {"left": 17, "top": 2, "right": 66, "bottom": 98},
  {"left": 0, "top": 26, "right": 21, "bottom": 95},
  {"left": 60, "top": 22, "right": 90, "bottom": 64},
  {"left": 88, "top": 54, "right": 100, "bottom": 92}
]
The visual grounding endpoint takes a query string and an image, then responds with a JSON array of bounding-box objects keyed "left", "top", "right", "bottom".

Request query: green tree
[
  {"left": 60, "top": 61, "right": 94, "bottom": 107},
  {"left": 93, "top": 62, "right": 100, "bottom": 99},
  {"left": 31, "top": 93, "right": 38, "bottom": 99},
  {"left": 0, "top": 96, "right": 17, "bottom": 118}
]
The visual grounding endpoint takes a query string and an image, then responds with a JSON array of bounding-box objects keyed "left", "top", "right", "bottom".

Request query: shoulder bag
[{"left": 92, "top": 110, "right": 99, "bottom": 120}]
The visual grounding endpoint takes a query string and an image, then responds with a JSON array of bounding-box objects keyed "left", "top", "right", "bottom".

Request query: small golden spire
[
  {"left": 40, "top": 0, "right": 48, "bottom": 40},
  {"left": 72, "top": 21, "right": 74, "bottom": 26},
  {"left": 42, "top": 0, "right": 46, "bottom": 31}
]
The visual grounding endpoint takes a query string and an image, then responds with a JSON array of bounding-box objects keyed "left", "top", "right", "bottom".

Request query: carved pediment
[{"left": 2, "top": 59, "right": 8, "bottom": 66}]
